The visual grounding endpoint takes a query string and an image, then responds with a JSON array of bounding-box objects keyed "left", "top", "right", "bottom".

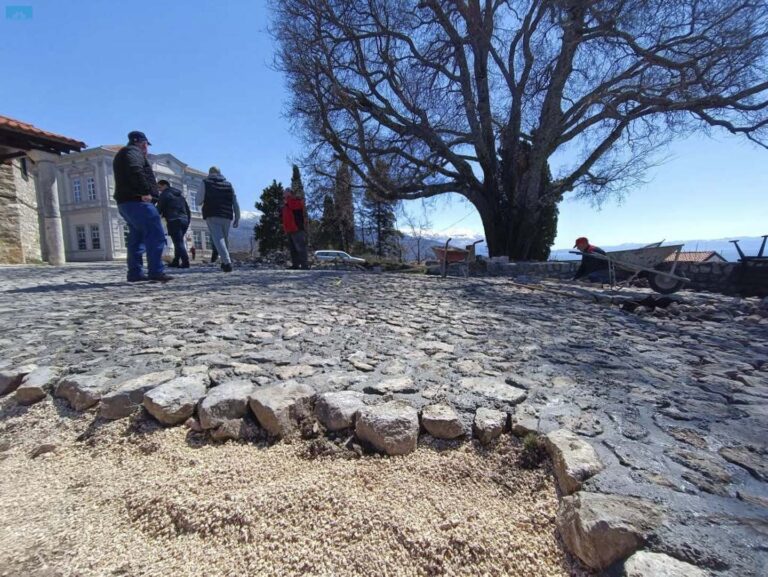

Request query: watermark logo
[{"left": 5, "top": 5, "right": 33, "bottom": 20}]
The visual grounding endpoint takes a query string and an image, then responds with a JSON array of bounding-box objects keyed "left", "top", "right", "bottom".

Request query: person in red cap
[
  {"left": 281, "top": 187, "right": 309, "bottom": 269},
  {"left": 573, "top": 237, "right": 609, "bottom": 283}
]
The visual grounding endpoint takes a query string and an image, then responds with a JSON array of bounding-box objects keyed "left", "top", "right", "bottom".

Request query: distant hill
[{"left": 548, "top": 236, "right": 766, "bottom": 262}]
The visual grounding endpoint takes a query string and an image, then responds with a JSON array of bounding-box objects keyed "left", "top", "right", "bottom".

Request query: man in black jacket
[
  {"left": 113, "top": 131, "right": 171, "bottom": 282},
  {"left": 157, "top": 179, "right": 191, "bottom": 268}
]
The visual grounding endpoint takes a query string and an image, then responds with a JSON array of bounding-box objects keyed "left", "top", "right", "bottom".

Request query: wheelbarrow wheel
[{"left": 648, "top": 272, "right": 684, "bottom": 294}]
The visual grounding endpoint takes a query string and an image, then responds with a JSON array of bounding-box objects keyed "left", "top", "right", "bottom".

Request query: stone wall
[
  {"left": 487, "top": 257, "right": 767, "bottom": 297},
  {"left": 0, "top": 159, "right": 42, "bottom": 264}
]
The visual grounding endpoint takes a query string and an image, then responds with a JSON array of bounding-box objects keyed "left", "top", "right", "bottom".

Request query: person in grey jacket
[
  {"left": 157, "top": 179, "right": 191, "bottom": 268},
  {"left": 199, "top": 166, "right": 240, "bottom": 272}
]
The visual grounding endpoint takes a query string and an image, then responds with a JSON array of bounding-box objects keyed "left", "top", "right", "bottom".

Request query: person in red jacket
[{"left": 282, "top": 187, "right": 309, "bottom": 269}]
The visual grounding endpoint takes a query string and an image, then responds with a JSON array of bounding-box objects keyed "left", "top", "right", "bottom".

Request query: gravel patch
[{"left": 0, "top": 398, "right": 591, "bottom": 577}]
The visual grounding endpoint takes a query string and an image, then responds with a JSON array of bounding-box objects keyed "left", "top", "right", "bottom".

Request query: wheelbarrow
[
  {"left": 433, "top": 238, "right": 484, "bottom": 278},
  {"left": 571, "top": 243, "right": 689, "bottom": 294}
]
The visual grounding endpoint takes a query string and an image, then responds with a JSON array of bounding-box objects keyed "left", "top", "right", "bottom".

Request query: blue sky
[{"left": 1, "top": 1, "right": 766, "bottom": 250}]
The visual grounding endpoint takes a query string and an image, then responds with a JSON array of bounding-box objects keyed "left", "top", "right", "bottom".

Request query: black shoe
[
  {"left": 149, "top": 274, "right": 173, "bottom": 283},
  {"left": 127, "top": 276, "right": 149, "bottom": 283},
  {"left": 221, "top": 263, "right": 233, "bottom": 273},
  {"left": 180, "top": 263, "right": 190, "bottom": 269},
  {"left": 168, "top": 263, "right": 180, "bottom": 268}
]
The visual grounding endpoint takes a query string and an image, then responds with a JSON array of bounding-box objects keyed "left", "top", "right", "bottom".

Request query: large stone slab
[
  {"left": 199, "top": 379, "right": 255, "bottom": 430},
  {"left": 421, "top": 403, "right": 464, "bottom": 439},
  {"left": 356, "top": 400, "right": 419, "bottom": 455},
  {"left": 315, "top": 390, "right": 365, "bottom": 431},
  {"left": 249, "top": 381, "right": 315, "bottom": 437},
  {"left": 556, "top": 492, "right": 664, "bottom": 570},
  {"left": 98, "top": 370, "right": 177, "bottom": 420},
  {"left": 55, "top": 374, "right": 114, "bottom": 411},
  {"left": 143, "top": 374, "right": 208, "bottom": 426},
  {"left": 0, "top": 364, "right": 37, "bottom": 396},
  {"left": 14, "top": 366, "right": 59, "bottom": 405},
  {"left": 623, "top": 551, "right": 708, "bottom": 577},
  {"left": 544, "top": 429, "right": 604, "bottom": 495},
  {"left": 473, "top": 407, "right": 507, "bottom": 445},
  {"left": 459, "top": 377, "right": 527, "bottom": 404}
]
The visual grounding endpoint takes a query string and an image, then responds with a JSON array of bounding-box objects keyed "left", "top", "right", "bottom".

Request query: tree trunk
[{"left": 476, "top": 184, "right": 560, "bottom": 261}]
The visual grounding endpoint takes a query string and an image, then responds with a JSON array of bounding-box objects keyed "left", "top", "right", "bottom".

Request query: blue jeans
[
  {"left": 166, "top": 218, "right": 189, "bottom": 266},
  {"left": 205, "top": 217, "right": 232, "bottom": 265},
  {"left": 118, "top": 201, "right": 166, "bottom": 280}
]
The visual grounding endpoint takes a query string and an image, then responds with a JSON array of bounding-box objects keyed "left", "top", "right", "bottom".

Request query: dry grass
[{"left": 0, "top": 398, "right": 591, "bottom": 577}]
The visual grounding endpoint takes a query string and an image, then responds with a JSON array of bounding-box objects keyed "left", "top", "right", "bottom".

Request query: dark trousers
[
  {"left": 166, "top": 218, "right": 190, "bottom": 266},
  {"left": 287, "top": 231, "right": 309, "bottom": 269}
]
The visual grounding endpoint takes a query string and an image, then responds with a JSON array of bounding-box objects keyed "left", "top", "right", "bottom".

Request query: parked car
[{"left": 313, "top": 250, "right": 366, "bottom": 266}]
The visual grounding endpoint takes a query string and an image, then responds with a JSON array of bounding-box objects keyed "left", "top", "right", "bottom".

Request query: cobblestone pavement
[{"left": 1, "top": 263, "right": 767, "bottom": 576}]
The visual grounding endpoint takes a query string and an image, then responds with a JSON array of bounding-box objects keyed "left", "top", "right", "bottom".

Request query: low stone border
[{"left": 1, "top": 362, "right": 712, "bottom": 577}]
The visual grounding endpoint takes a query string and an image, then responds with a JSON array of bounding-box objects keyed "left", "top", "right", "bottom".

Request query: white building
[{"left": 55, "top": 146, "right": 216, "bottom": 261}]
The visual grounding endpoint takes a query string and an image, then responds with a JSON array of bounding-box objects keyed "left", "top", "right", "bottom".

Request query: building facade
[
  {"left": 0, "top": 115, "right": 85, "bottom": 265},
  {"left": 55, "top": 146, "right": 216, "bottom": 262}
]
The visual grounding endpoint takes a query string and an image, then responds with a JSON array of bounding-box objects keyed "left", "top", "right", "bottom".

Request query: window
[
  {"left": 86, "top": 177, "right": 97, "bottom": 201},
  {"left": 75, "top": 226, "right": 87, "bottom": 250},
  {"left": 73, "top": 178, "right": 82, "bottom": 203},
  {"left": 90, "top": 225, "right": 101, "bottom": 250},
  {"left": 188, "top": 188, "right": 198, "bottom": 211},
  {"left": 19, "top": 158, "right": 29, "bottom": 180},
  {"left": 204, "top": 231, "right": 212, "bottom": 250},
  {"left": 193, "top": 230, "right": 203, "bottom": 249},
  {"left": 123, "top": 225, "right": 130, "bottom": 248}
]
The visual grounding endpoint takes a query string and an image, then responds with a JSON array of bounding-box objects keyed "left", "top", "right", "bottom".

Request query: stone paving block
[
  {"left": 459, "top": 377, "right": 527, "bottom": 404},
  {"left": 556, "top": 492, "right": 664, "bottom": 570},
  {"left": 356, "top": 400, "right": 419, "bottom": 455},
  {"left": 0, "top": 364, "right": 37, "bottom": 396},
  {"left": 143, "top": 374, "right": 208, "bottom": 426},
  {"left": 473, "top": 407, "right": 507, "bottom": 445},
  {"left": 544, "top": 428, "right": 604, "bottom": 495},
  {"left": 15, "top": 366, "right": 59, "bottom": 405},
  {"left": 199, "top": 379, "right": 255, "bottom": 429},
  {"left": 99, "top": 370, "right": 177, "bottom": 420},
  {"left": 315, "top": 390, "right": 365, "bottom": 431},
  {"left": 623, "top": 550, "right": 708, "bottom": 577},
  {"left": 421, "top": 403, "right": 464, "bottom": 439},
  {"left": 55, "top": 374, "right": 114, "bottom": 411},
  {"left": 249, "top": 381, "right": 315, "bottom": 437}
]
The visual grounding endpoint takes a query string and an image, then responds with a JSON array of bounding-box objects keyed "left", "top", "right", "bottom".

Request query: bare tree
[
  {"left": 399, "top": 202, "right": 433, "bottom": 263},
  {"left": 273, "top": 0, "right": 768, "bottom": 259}
]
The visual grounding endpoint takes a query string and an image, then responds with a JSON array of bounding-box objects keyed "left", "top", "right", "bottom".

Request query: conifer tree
[
  {"left": 254, "top": 180, "right": 286, "bottom": 254},
  {"left": 290, "top": 164, "right": 305, "bottom": 199},
  {"left": 362, "top": 161, "right": 398, "bottom": 257},
  {"left": 316, "top": 194, "right": 341, "bottom": 249}
]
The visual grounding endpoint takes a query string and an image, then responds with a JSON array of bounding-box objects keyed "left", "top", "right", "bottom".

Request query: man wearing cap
[
  {"left": 113, "top": 131, "right": 172, "bottom": 282},
  {"left": 200, "top": 166, "right": 240, "bottom": 273},
  {"left": 573, "top": 237, "right": 609, "bottom": 283},
  {"left": 281, "top": 187, "right": 309, "bottom": 269},
  {"left": 157, "top": 179, "right": 191, "bottom": 268}
]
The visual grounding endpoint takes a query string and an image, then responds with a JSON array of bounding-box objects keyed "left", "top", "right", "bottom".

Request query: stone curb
[{"left": 1, "top": 363, "right": 710, "bottom": 575}]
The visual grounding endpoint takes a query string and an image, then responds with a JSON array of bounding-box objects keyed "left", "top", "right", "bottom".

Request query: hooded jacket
[
  {"left": 157, "top": 186, "right": 191, "bottom": 222},
  {"left": 201, "top": 173, "right": 240, "bottom": 222}
]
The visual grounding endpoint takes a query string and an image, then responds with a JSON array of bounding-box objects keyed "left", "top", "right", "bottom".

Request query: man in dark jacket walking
[
  {"left": 200, "top": 166, "right": 240, "bottom": 272},
  {"left": 113, "top": 131, "right": 171, "bottom": 282},
  {"left": 282, "top": 187, "right": 308, "bottom": 269},
  {"left": 157, "top": 179, "right": 191, "bottom": 268}
]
